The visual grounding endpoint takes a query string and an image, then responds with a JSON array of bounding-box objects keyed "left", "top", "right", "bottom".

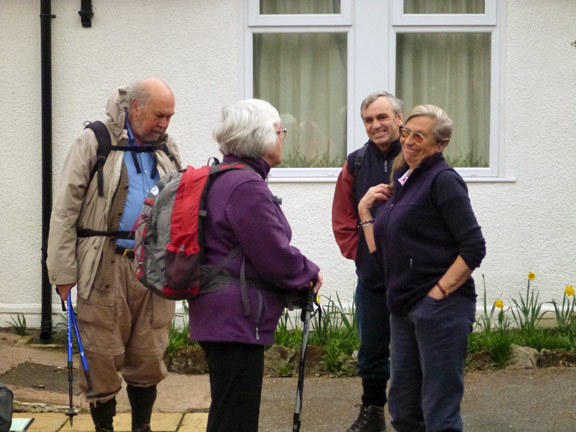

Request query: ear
[
  {"left": 437, "top": 139, "right": 449, "bottom": 152},
  {"left": 131, "top": 98, "right": 140, "bottom": 117},
  {"left": 396, "top": 112, "right": 404, "bottom": 127}
]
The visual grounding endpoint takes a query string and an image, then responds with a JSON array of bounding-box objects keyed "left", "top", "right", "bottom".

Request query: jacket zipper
[{"left": 255, "top": 290, "right": 264, "bottom": 341}]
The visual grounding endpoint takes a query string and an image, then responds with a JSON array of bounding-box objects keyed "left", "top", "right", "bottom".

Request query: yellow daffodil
[
  {"left": 565, "top": 285, "right": 575, "bottom": 297},
  {"left": 494, "top": 299, "right": 504, "bottom": 309},
  {"left": 528, "top": 272, "right": 536, "bottom": 280}
]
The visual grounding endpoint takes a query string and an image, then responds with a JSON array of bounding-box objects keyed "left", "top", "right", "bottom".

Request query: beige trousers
[{"left": 76, "top": 254, "right": 175, "bottom": 402}]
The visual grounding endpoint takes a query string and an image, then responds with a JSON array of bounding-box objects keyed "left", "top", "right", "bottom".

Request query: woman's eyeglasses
[
  {"left": 276, "top": 128, "right": 287, "bottom": 137},
  {"left": 400, "top": 127, "right": 430, "bottom": 144}
]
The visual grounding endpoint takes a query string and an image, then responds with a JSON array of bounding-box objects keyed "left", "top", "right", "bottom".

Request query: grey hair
[
  {"left": 126, "top": 78, "right": 173, "bottom": 113},
  {"left": 213, "top": 99, "right": 281, "bottom": 158},
  {"left": 360, "top": 91, "right": 403, "bottom": 118},
  {"left": 127, "top": 80, "right": 152, "bottom": 113},
  {"left": 405, "top": 104, "right": 453, "bottom": 142}
]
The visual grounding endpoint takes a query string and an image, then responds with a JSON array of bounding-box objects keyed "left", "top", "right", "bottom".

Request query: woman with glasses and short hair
[
  {"left": 187, "top": 98, "right": 322, "bottom": 432},
  {"left": 358, "top": 104, "right": 486, "bottom": 432}
]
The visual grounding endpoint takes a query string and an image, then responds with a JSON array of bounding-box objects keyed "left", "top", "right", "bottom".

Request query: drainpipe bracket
[{"left": 78, "top": 0, "right": 94, "bottom": 28}]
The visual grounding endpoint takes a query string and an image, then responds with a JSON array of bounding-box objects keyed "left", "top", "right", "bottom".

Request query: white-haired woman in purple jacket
[{"left": 188, "top": 99, "right": 323, "bottom": 432}]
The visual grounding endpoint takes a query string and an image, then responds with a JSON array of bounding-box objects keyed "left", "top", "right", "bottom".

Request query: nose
[
  {"left": 371, "top": 120, "right": 383, "bottom": 130},
  {"left": 158, "top": 116, "right": 169, "bottom": 129}
]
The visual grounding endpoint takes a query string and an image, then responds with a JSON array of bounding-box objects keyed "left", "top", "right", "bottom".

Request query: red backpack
[{"left": 134, "top": 160, "right": 250, "bottom": 300}]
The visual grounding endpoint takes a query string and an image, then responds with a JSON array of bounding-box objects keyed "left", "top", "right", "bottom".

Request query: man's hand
[{"left": 56, "top": 284, "right": 75, "bottom": 302}]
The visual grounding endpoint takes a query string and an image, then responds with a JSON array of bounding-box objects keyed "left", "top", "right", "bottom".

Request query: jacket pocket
[
  {"left": 77, "top": 286, "right": 117, "bottom": 331},
  {"left": 151, "top": 295, "right": 175, "bottom": 329}
]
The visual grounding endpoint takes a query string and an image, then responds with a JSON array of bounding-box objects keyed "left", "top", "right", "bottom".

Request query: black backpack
[
  {"left": 0, "top": 380, "right": 13, "bottom": 432},
  {"left": 84, "top": 121, "right": 175, "bottom": 197},
  {"left": 76, "top": 121, "right": 175, "bottom": 240}
]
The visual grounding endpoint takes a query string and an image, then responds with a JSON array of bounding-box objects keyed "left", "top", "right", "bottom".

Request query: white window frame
[
  {"left": 390, "top": 0, "right": 503, "bottom": 179},
  {"left": 244, "top": 0, "right": 354, "bottom": 182},
  {"left": 248, "top": 0, "right": 352, "bottom": 27},
  {"left": 242, "top": 0, "right": 506, "bottom": 182},
  {"left": 392, "top": 0, "right": 497, "bottom": 26}
]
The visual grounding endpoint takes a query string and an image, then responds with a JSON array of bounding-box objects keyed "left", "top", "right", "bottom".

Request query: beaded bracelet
[{"left": 359, "top": 219, "right": 375, "bottom": 228}]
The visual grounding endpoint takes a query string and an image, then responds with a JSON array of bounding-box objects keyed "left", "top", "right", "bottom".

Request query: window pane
[
  {"left": 396, "top": 32, "right": 491, "bottom": 167},
  {"left": 404, "top": 0, "right": 484, "bottom": 14},
  {"left": 261, "top": 0, "right": 341, "bottom": 14},
  {"left": 254, "top": 33, "right": 347, "bottom": 168}
]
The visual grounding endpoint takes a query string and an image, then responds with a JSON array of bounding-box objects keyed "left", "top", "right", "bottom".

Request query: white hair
[{"left": 213, "top": 99, "right": 281, "bottom": 158}]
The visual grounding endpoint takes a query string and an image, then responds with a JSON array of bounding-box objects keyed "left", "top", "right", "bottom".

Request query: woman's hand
[
  {"left": 358, "top": 184, "right": 391, "bottom": 221},
  {"left": 427, "top": 285, "right": 446, "bottom": 300},
  {"left": 311, "top": 271, "right": 323, "bottom": 294}
]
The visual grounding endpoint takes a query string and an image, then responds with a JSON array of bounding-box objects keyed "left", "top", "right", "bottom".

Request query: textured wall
[
  {"left": 1, "top": 0, "right": 575, "bottom": 327},
  {"left": 0, "top": 0, "right": 240, "bottom": 325}
]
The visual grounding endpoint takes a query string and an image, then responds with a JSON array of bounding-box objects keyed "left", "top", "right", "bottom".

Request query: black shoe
[
  {"left": 133, "top": 425, "right": 152, "bottom": 432},
  {"left": 347, "top": 404, "right": 386, "bottom": 432}
]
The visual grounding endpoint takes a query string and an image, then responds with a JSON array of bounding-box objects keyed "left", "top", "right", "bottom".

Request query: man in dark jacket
[{"left": 332, "top": 91, "right": 403, "bottom": 432}]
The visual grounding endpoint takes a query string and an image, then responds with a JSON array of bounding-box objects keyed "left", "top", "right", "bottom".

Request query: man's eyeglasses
[
  {"left": 400, "top": 127, "right": 430, "bottom": 144},
  {"left": 276, "top": 128, "right": 287, "bottom": 137}
]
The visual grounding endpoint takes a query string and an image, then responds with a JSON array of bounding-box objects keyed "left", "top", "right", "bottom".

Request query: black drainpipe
[{"left": 40, "top": 0, "right": 56, "bottom": 342}]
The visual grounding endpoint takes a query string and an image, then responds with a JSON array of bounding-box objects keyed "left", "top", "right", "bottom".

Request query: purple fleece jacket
[{"left": 188, "top": 155, "right": 320, "bottom": 345}]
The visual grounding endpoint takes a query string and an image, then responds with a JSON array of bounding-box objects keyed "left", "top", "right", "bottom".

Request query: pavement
[{"left": 1, "top": 329, "right": 576, "bottom": 431}]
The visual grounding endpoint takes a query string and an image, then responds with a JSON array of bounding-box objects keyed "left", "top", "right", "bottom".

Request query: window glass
[
  {"left": 254, "top": 33, "right": 347, "bottom": 168},
  {"left": 404, "top": 0, "right": 485, "bottom": 14},
  {"left": 396, "top": 32, "right": 491, "bottom": 167},
  {"left": 260, "top": 0, "right": 341, "bottom": 14}
]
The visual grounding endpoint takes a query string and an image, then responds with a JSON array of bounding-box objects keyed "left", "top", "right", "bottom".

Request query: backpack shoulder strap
[
  {"left": 352, "top": 143, "right": 369, "bottom": 192},
  {"left": 84, "top": 120, "right": 112, "bottom": 197},
  {"left": 158, "top": 143, "right": 175, "bottom": 162}
]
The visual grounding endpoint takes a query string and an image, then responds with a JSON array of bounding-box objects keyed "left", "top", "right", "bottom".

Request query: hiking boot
[
  {"left": 127, "top": 385, "right": 156, "bottom": 432},
  {"left": 90, "top": 398, "right": 116, "bottom": 432},
  {"left": 346, "top": 404, "right": 386, "bottom": 432}
]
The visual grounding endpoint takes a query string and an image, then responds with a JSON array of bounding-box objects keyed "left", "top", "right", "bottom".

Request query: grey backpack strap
[
  {"left": 239, "top": 255, "right": 251, "bottom": 317},
  {"left": 200, "top": 245, "right": 242, "bottom": 285}
]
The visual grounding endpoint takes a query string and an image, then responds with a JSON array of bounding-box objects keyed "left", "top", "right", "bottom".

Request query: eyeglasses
[
  {"left": 400, "top": 127, "right": 431, "bottom": 144},
  {"left": 276, "top": 128, "right": 287, "bottom": 137}
]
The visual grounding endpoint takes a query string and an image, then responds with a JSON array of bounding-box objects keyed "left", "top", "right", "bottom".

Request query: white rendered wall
[{"left": 1, "top": 0, "right": 575, "bottom": 328}]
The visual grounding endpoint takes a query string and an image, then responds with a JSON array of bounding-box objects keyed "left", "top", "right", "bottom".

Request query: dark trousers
[
  {"left": 200, "top": 342, "right": 264, "bottom": 432},
  {"left": 389, "top": 294, "right": 475, "bottom": 432},
  {"left": 355, "top": 279, "right": 391, "bottom": 406}
]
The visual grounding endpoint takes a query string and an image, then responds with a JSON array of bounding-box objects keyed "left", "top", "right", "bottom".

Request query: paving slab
[{"left": 179, "top": 413, "right": 209, "bottom": 432}]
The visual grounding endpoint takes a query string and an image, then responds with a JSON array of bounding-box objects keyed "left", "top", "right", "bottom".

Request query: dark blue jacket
[
  {"left": 374, "top": 153, "right": 486, "bottom": 316},
  {"left": 348, "top": 140, "right": 401, "bottom": 289}
]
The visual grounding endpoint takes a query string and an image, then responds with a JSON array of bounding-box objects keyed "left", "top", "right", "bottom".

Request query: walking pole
[
  {"left": 68, "top": 297, "right": 98, "bottom": 398},
  {"left": 292, "top": 288, "right": 316, "bottom": 432},
  {"left": 63, "top": 296, "right": 77, "bottom": 426},
  {"left": 57, "top": 288, "right": 99, "bottom": 426}
]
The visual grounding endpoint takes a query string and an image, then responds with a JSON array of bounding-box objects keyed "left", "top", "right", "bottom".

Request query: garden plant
[{"left": 165, "top": 272, "right": 576, "bottom": 376}]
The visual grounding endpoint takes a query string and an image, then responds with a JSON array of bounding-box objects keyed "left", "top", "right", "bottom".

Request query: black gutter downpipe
[{"left": 40, "top": 0, "right": 56, "bottom": 342}]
